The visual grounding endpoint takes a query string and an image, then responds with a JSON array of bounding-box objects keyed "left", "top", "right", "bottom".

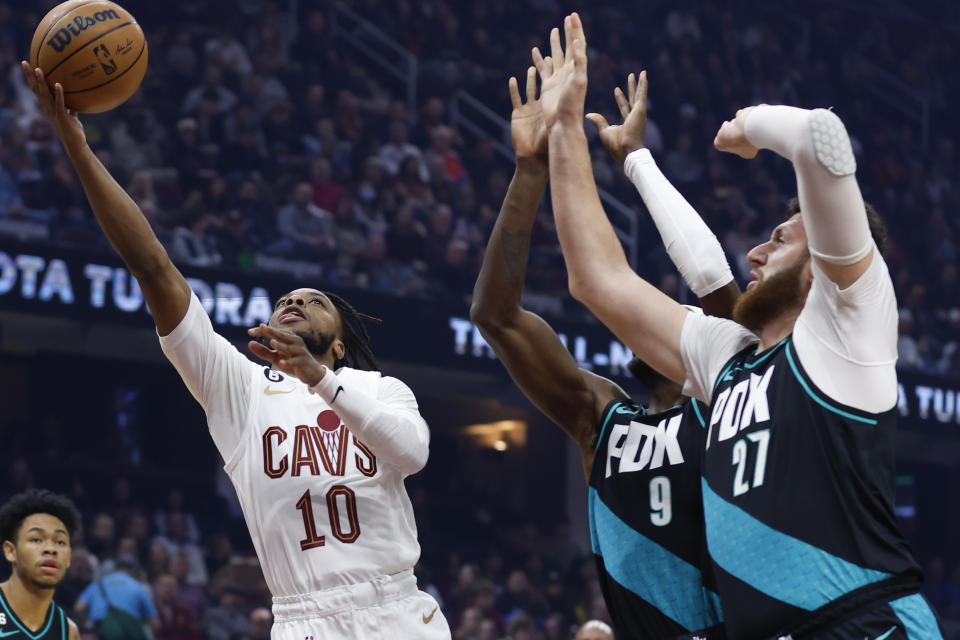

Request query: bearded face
[{"left": 733, "top": 251, "right": 810, "bottom": 332}]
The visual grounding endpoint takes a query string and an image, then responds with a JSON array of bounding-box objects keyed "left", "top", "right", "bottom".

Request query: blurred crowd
[
  {"left": 1, "top": 455, "right": 619, "bottom": 640},
  {"left": 0, "top": 1, "right": 958, "bottom": 374},
  {"left": 4, "top": 453, "right": 960, "bottom": 640}
]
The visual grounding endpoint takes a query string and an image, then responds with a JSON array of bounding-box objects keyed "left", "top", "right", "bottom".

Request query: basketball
[{"left": 29, "top": 0, "right": 148, "bottom": 113}]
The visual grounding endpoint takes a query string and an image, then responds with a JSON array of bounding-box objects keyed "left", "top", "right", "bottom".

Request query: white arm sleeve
[
  {"left": 680, "top": 312, "right": 758, "bottom": 403},
  {"left": 744, "top": 105, "right": 872, "bottom": 265},
  {"left": 745, "top": 105, "right": 898, "bottom": 411},
  {"left": 624, "top": 148, "right": 734, "bottom": 297},
  {"left": 159, "top": 292, "right": 257, "bottom": 458},
  {"left": 310, "top": 370, "right": 430, "bottom": 476},
  {"left": 794, "top": 251, "right": 899, "bottom": 411}
]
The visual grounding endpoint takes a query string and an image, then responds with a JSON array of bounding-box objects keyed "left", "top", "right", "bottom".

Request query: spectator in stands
[
  {"left": 426, "top": 125, "right": 468, "bottom": 185},
  {"left": 171, "top": 551, "right": 207, "bottom": 620},
  {"left": 201, "top": 585, "right": 249, "bottom": 640},
  {"left": 379, "top": 121, "right": 429, "bottom": 181},
  {"left": 273, "top": 181, "right": 334, "bottom": 256},
  {"left": 152, "top": 512, "right": 208, "bottom": 586},
  {"left": 153, "top": 573, "right": 203, "bottom": 640},
  {"left": 182, "top": 66, "right": 237, "bottom": 117},
  {"left": 505, "top": 613, "right": 535, "bottom": 640},
  {"left": 204, "top": 30, "right": 254, "bottom": 81},
  {"left": 0, "top": 156, "right": 24, "bottom": 216},
  {"left": 310, "top": 157, "right": 345, "bottom": 211},
  {"left": 575, "top": 619, "right": 614, "bottom": 640},
  {"left": 86, "top": 512, "right": 115, "bottom": 561},
  {"left": 58, "top": 547, "right": 96, "bottom": 611},
  {"left": 395, "top": 154, "right": 436, "bottom": 209},
  {"left": 169, "top": 202, "right": 224, "bottom": 267},
  {"left": 356, "top": 233, "right": 427, "bottom": 295},
  {"left": 75, "top": 555, "right": 159, "bottom": 635},
  {"left": 248, "top": 607, "right": 272, "bottom": 640}
]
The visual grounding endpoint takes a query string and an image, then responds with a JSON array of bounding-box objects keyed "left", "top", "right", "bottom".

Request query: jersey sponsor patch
[{"left": 264, "top": 367, "right": 285, "bottom": 382}]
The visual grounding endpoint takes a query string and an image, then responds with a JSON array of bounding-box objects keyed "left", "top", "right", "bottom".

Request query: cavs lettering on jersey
[
  {"left": 159, "top": 293, "right": 426, "bottom": 598},
  {"left": 589, "top": 399, "right": 723, "bottom": 638},
  {"left": 701, "top": 337, "right": 924, "bottom": 639},
  {"left": 0, "top": 590, "right": 68, "bottom": 639}
]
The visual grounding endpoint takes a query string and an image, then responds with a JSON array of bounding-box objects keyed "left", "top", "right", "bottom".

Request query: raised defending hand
[
  {"left": 248, "top": 324, "right": 327, "bottom": 387},
  {"left": 509, "top": 66, "right": 548, "bottom": 167},
  {"left": 586, "top": 71, "right": 648, "bottom": 166},
  {"left": 714, "top": 106, "right": 760, "bottom": 159},
  {"left": 20, "top": 61, "right": 87, "bottom": 156},
  {"left": 533, "top": 12, "right": 588, "bottom": 132}
]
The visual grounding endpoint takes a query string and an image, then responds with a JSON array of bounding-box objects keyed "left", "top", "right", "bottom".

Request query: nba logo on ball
[{"left": 29, "top": 0, "right": 148, "bottom": 113}]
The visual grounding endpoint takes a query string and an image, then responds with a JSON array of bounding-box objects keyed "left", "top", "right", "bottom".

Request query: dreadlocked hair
[{"left": 325, "top": 292, "right": 382, "bottom": 371}]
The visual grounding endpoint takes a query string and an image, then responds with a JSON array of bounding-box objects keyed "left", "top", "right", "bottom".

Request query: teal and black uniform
[
  {"left": 701, "top": 337, "right": 943, "bottom": 639},
  {"left": 0, "top": 588, "right": 69, "bottom": 639},
  {"left": 589, "top": 398, "right": 725, "bottom": 639}
]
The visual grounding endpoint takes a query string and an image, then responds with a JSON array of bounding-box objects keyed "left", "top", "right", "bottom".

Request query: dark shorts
[{"left": 805, "top": 594, "right": 943, "bottom": 640}]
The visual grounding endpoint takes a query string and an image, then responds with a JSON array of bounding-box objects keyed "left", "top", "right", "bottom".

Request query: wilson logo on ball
[{"left": 46, "top": 9, "right": 121, "bottom": 53}]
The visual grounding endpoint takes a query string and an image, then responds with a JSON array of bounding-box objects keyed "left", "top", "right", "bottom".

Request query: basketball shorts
[
  {"left": 270, "top": 569, "right": 451, "bottom": 640},
  {"left": 779, "top": 593, "right": 943, "bottom": 640}
]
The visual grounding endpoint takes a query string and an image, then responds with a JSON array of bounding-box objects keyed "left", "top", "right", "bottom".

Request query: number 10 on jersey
[{"left": 295, "top": 487, "right": 361, "bottom": 550}]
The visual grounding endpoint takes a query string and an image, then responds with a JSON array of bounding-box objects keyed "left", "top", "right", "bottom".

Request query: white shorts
[{"left": 270, "top": 569, "right": 451, "bottom": 640}]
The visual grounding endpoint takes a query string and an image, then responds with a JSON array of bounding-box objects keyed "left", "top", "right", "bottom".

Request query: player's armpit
[{"left": 476, "top": 309, "right": 626, "bottom": 451}]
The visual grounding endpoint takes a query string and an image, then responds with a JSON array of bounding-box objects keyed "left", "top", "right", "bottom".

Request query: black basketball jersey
[
  {"left": 589, "top": 398, "right": 724, "bottom": 638},
  {"left": 701, "top": 336, "right": 923, "bottom": 639},
  {"left": 0, "top": 588, "right": 69, "bottom": 639}
]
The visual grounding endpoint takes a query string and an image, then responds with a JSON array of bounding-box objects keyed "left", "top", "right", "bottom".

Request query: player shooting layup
[
  {"left": 536, "top": 14, "right": 943, "bottom": 640},
  {"left": 22, "top": 63, "right": 451, "bottom": 640}
]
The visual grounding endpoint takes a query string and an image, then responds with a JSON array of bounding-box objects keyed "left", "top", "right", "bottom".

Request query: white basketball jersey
[{"left": 160, "top": 294, "right": 423, "bottom": 596}]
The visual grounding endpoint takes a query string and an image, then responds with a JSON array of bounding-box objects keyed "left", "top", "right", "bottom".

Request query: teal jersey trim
[
  {"left": 890, "top": 594, "right": 943, "bottom": 640},
  {"left": 588, "top": 487, "right": 722, "bottom": 631},
  {"left": 690, "top": 399, "right": 706, "bottom": 428},
  {"left": 0, "top": 590, "right": 56, "bottom": 639},
  {"left": 594, "top": 401, "right": 644, "bottom": 453},
  {"left": 595, "top": 401, "right": 625, "bottom": 453},
  {"left": 702, "top": 479, "right": 891, "bottom": 610},
  {"left": 744, "top": 337, "right": 789, "bottom": 369},
  {"left": 784, "top": 342, "right": 878, "bottom": 425}
]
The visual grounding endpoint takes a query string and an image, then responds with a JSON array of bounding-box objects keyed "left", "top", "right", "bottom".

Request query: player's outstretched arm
[
  {"left": 471, "top": 67, "right": 626, "bottom": 458},
  {"left": 715, "top": 105, "right": 873, "bottom": 289},
  {"left": 21, "top": 62, "right": 191, "bottom": 335},
  {"left": 537, "top": 14, "right": 690, "bottom": 384},
  {"left": 67, "top": 619, "right": 79, "bottom": 640},
  {"left": 588, "top": 71, "right": 740, "bottom": 318}
]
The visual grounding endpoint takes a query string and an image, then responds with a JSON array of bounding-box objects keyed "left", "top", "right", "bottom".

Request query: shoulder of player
[
  {"left": 579, "top": 370, "right": 629, "bottom": 450},
  {"left": 67, "top": 617, "right": 80, "bottom": 640}
]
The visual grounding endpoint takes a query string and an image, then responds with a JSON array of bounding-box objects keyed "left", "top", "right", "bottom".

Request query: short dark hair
[
  {"left": 0, "top": 489, "right": 81, "bottom": 545},
  {"left": 627, "top": 356, "right": 673, "bottom": 393},
  {"left": 785, "top": 197, "right": 887, "bottom": 256}
]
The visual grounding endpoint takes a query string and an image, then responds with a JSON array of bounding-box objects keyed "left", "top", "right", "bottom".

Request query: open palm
[
  {"left": 586, "top": 71, "right": 649, "bottom": 166},
  {"left": 534, "top": 13, "right": 588, "bottom": 133},
  {"left": 509, "top": 66, "right": 547, "bottom": 163}
]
